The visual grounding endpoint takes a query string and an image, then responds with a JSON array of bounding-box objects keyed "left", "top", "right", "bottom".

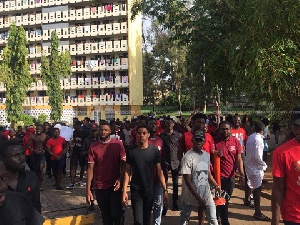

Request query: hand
[
  {"left": 216, "top": 149, "right": 223, "bottom": 157},
  {"left": 239, "top": 175, "right": 245, "bottom": 188},
  {"left": 196, "top": 196, "right": 206, "bottom": 209},
  {"left": 40, "top": 150, "right": 45, "bottom": 154},
  {"left": 55, "top": 155, "right": 61, "bottom": 160},
  {"left": 215, "top": 185, "right": 222, "bottom": 195},
  {"left": 163, "top": 191, "right": 168, "bottom": 206},
  {"left": 122, "top": 192, "right": 128, "bottom": 206},
  {"left": 86, "top": 190, "right": 94, "bottom": 205},
  {"left": 114, "top": 180, "right": 121, "bottom": 191}
]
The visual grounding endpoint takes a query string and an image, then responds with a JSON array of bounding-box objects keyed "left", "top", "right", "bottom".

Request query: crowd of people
[{"left": 0, "top": 107, "right": 299, "bottom": 225}]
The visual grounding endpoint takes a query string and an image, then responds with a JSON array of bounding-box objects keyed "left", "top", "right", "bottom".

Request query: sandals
[
  {"left": 253, "top": 213, "right": 271, "bottom": 221},
  {"left": 244, "top": 201, "right": 255, "bottom": 208}
]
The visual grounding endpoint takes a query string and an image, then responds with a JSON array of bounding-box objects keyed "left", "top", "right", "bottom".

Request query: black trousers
[
  {"left": 131, "top": 189, "right": 153, "bottom": 225},
  {"left": 171, "top": 168, "right": 179, "bottom": 204},
  {"left": 284, "top": 221, "right": 300, "bottom": 225},
  {"left": 216, "top": 176, "right": 235, "bottom": 225},
  {"left": 95, "top": 187, "right": 124, "bottom": 225}
]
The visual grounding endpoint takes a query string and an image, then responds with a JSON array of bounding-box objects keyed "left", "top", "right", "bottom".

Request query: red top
[
  {"left": 88, "top": 139, "right": 126, "bottom": 190},
  {"left": 130, "top": 128, "right": 137, "bottom": 145},
  {"left": 207, "top": 124, "right": 217, "bottom": 135},
  {"left": 231, "top": 127, "right": 247, "bottom": 152},
  {"left": 180, "top": 130, "right": 215, "bottom": 154},
  {"left": 214, "top": 135, "right": 242, "bottom": 178},
  {"left": 272, "top": 139, "right": 300, "bottom": 223},
  {"left": 46, "top": 136, "right": 66, "bottom": 160},
  {"left": 23, "top": 135, "right": 33, "bottom": 156},
  {"left": 149, "top": 137, "right": 164, "bottom": 184}
]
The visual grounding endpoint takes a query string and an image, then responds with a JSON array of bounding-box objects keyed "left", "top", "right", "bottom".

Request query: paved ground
[{"left": 41, "top": 133, "right": 284, "bottom": 224}]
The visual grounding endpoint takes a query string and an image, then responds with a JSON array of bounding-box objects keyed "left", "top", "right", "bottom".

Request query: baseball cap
[
  {"left": 193, "top": 130, "right": 205, "bottom": 142},
  {"left": 291, "top": 106, "right": 300, "bottom": 125}
]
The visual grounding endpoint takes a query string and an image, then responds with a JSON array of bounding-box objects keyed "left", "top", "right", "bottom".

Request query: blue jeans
[
  {"left": 179, "top": 195, "right": 218, "bottom": 225},
  {"left": 153, "top": 183, "right": 163, "bottom": 225}
]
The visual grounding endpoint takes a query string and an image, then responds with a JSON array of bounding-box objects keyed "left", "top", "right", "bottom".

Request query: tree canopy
[{"left": 134, "top": 0, "right": 300, "bottom": 114}]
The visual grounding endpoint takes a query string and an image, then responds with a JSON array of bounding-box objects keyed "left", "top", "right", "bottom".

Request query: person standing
[
  {"left": 67, "top": 121, "right": 89, "bottom": 189},
  {"left": 272, "top": 120, "right": 280, "bottom": 145},
  {"left": 86, "top": 121, "right": 126, "bottom": 225},
  {"left": 180, "top": 130, "right": 220, "bottom": 225},
  {"left": 159, "top": 118, "right": 181, "bottom": 211},
  {"left": 147, "top": 118, "right": 165, "bottom": 225},
  {"left": 214, "top": 121, "right": 245, "bottom": 225},
  {"left": 0, "top": 140, "right": 41, "bottom": 213},
  {"left": 122, "top": 124, "right": 168, "bottom": 225},
  {"left": 122, "top": 120, "right": 132, "bottom": 153},
  {"left": 46, "top": 128, "right": 67, "bottom": 190},
  {"left": 0, "top": 156, "right": 44, "bottom": 225},
  {"left": 245, "top": 122, "right": 270, "bottom": 221},
  {"left": 272, "top": 106, "right": 300, "bottom": 225},
  {"left": 261, "top": 118, "right": 271, "bottom": 163},
  {"left": 27, "top": 125, "right": 47, "bottom": 191}
]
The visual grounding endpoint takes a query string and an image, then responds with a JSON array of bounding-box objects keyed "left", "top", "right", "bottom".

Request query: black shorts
[
  {"left": 51, "top": 156, "right": 65, "bottom": 172},
  {"left": 70, "top": 152, "right": 87, "bottom": 167}
]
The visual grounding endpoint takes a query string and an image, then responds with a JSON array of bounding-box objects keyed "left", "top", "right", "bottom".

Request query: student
[
  {"left": 0, "top": 156, "right": 44, "bottom": 225},
  {"left": 122, "top": 124, "right": 168, "bottom": 225},
  {"left": 180, "top": 130, "right": 220, "bottom": 225},
  {"left": 0, "top": 140, "right": 41, "bottom": 213},
  {"left": 272, "top": 106, "right": 300, "bottom": 225}
]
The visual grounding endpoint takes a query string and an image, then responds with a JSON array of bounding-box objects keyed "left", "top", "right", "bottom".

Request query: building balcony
[
  {"left": 0, "top": 23, "right": 128, "bottom": 44},
  {"left": 0, "top": 3, "right": 127, "bottom": 27}
]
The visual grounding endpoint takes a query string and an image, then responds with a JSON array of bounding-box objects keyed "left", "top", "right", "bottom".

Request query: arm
[
  {"left": 86, "top": 162, "right": 94, "bottom": 205},
  {"left": 208, "top": 170, "right": 221, "bottom": 193},
  {"left": 271, "top": 177, "right": 285, "bottom": 225},
  {"left": 47, "top": 145, "right": 57, "bottom": 158},
  {"left": 185, "top": 114, "right": 193, "bottom": 132},
  {"left": 27, "top": 137, "right": 35, "bottom": 153},
  {"left": 252, "top": 140, "right": 267, "bottom": 169},
  {"left": 156, "top": 163, "right": 167, "bottom": 191},
  {"left": 178, "top": 135, "right": 185, "bottom": 162},
  {"left": 183, "top": 174, "right": 206, "bottom": 207},
  {"left": 235, "top": 153, "right": 245, "bottom": 176},
  {"left": 114, "top": 158, "right": 126, "bottom": 191},
  {"left": 122, "top": 163, "right": 131, "bottom": 205}
]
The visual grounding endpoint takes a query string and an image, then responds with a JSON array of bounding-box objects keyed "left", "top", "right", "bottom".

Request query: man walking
[
  {"left": 214, "top": 121, "right": 245, "bottom": 225},
  {"left": 272, "top": 106, "right": 300, "bottom": 225},
  {"left": 122, "top": 124, "right": 168, "bottom": 225},
  {"left": 245, "top": 122, "right": 270, "bottom": 221},
  {"left": 86, "top": 121, "right": 126, "bottom": 225},
  {"left": 159, "top": 117, "right": 181, "bottom": 211}
]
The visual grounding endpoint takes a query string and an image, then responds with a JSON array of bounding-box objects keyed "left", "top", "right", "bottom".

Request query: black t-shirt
[
  {"left": 126, "top": 145, "right": 160, "bottom": 196},
  {"left": 0, "top": 191, "right": 44, "bottom": 225},
  {"left": 8, "top": 170, "right": 41, "bottom": 213},
  {"left": 73, "top": 130, "right": 89, "bottom": 154}
]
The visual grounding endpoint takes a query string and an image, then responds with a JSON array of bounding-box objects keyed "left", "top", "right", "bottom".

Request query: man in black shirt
[
  {"left": 159, "top": 118, "right": 182, "bottom": 211},
  {"left": 122, "top": 124, "right": 168, "bottom": 225},
  {"left": 16, "top": 126, "right": 25, "bottom": 142},
  {"left": 0, "top": 140, "right": 41, "bottom": 213},
  {"left": 0, "top": 156, "right": 44, "bottom": 225},
  {"left": 67, "top": 121, "right": 89, "bottom": 189}
]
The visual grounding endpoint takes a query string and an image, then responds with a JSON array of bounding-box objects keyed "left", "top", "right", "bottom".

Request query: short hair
[
  {"left": 74, "top": 121, "right": 82, "bottom": 127},
  {"left": 254, "top": 122, "right": 265, "bottom": 133},
  {"left": 136, "top": 124, "right": 150, "bottom": 133},
  {"left": 0, "top": 140, "right": 22, "bottom": 158},
  {"left": 219, "top": 121, "right": 231, "bottom": 127},
  {"left": 125, "top": 120, "right": 131, "bottom": 124},
  {"left": 53, "top": 128, "right": 60, "bottom": 132},
  {"left": 84, "top": 117, "right": 90, "bottom": 122},
  {"left": 139, "top": 115, "right": 147, "bottom": 121},
  {"left": 99, "top": 121, "right": 110, "bottom": 127},
  {"left": 36, "top": 124, "right": 43, "bottom": 129},
  {"left": 165, "top": 117, "right": 174, "bottom": 123},
  {"left": 261, "top": 118, "right": 269, "bottom": 126},
  {"left": 192, "top": 113, "right": 207, "bottom": 121},
  {"left": 147, "top": 117, "right": 156, "bottom": 123}
]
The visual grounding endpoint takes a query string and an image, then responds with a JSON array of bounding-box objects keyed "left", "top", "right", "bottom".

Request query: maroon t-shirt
[
  {"left": 148, "top": 137, "right": 164, "bottom": 184},
  {"left": 214, "top": 135, "right": 242, "bottom": 178},
  {"left": 88, "top": 139, "right": 126, "bottom": 190}
]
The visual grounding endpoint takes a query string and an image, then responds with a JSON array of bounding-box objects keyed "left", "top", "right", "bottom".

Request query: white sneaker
[{"left": 76, "top": 181, "right": 84, "bottom": 187}]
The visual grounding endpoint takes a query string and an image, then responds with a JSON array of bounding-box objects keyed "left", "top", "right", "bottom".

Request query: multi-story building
[{"left": 0, "top": 0, "right": 143, "bottom": 125}]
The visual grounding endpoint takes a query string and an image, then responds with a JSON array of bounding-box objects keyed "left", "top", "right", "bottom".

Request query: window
[{"left": 120, "top": 105, "right": 131, "bottom": 115}]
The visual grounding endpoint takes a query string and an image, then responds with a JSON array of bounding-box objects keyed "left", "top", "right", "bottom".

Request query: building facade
[{"left": 0, "top": 0, "right": 143, "bottom": 125}]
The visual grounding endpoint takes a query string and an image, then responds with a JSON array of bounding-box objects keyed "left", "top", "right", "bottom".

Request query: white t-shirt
[{"left": 181, "top": 149, "right": 211, "bottom": 206}]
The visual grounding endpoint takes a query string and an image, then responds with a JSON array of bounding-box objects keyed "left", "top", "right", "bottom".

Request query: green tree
[
  {"left": 1, "top": 24, "right": 32, "bottom": 125},
  {"left": 41, "top": 31, "right": 71, "bottom": 121}
]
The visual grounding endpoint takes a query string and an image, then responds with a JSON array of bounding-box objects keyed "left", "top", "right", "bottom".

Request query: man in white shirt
[{"left": 245, "top": 122, "right": 270, "bottom": 221}]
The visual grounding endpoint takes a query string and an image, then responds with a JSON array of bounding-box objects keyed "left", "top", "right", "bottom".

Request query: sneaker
[
  {"left": 56, "top": 186, "right": 64, "bottom": 190},
  {"left": 76, "top": 181, "right": 84, "bottom": 187},
  {"left": 66, "top": 183, "right": 75, "bottom": 189}
]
